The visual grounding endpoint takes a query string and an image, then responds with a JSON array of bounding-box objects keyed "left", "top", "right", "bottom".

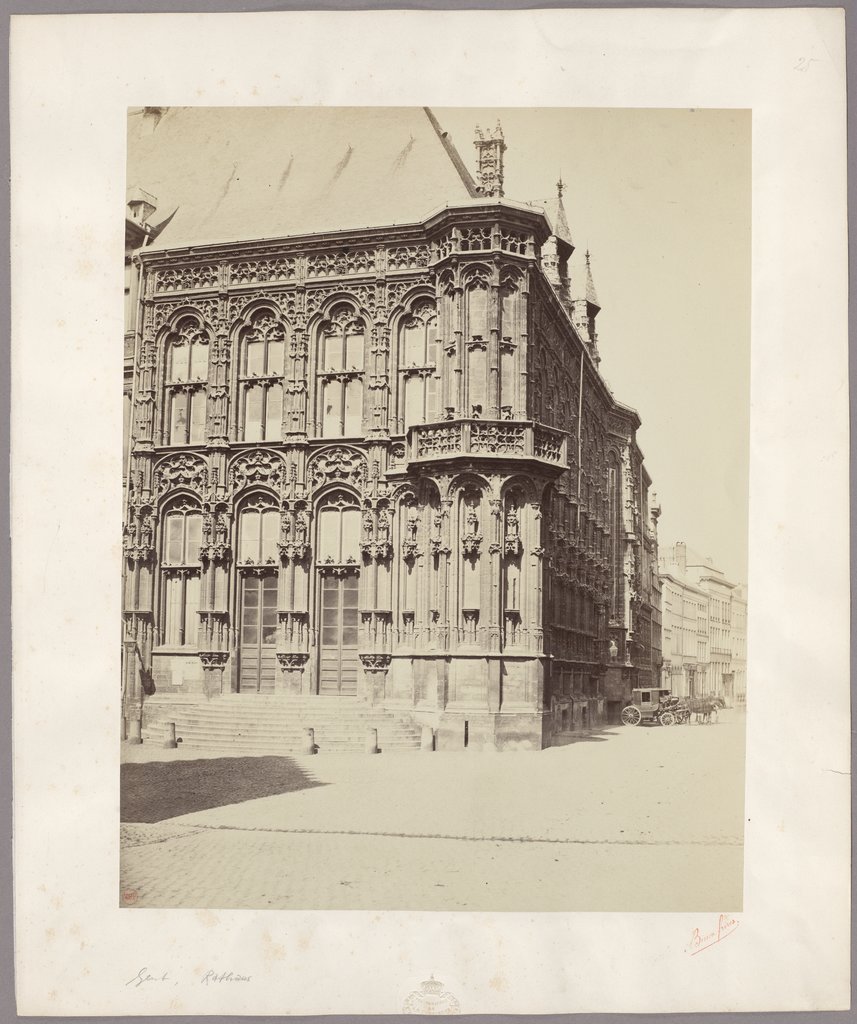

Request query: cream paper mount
[{"left": 10, "top": 7, "right": 850, "bottom": 1017}]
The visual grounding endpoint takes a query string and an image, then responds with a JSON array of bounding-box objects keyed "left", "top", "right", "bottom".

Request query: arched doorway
[
  {"left": 316, "top": 491, "right": 361, "bottom": 695},
  {"left": 236, "top": 497, "right": 279, "bottom": 694}
]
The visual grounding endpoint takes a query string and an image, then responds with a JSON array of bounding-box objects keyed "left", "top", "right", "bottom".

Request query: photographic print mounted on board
[{"left": 120, "top": 105, "right": 750, "bottom": 912}]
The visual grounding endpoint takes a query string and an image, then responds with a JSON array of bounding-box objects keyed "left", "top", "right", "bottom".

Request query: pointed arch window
[
  {"left": 464, "top": 279, "right": 489, "bottom": 418},
  {"left": 160, "top": 500, "right": 203, "bottom": 646},
  {"left": 316, "top": 491, "right": 361, "bottom": 565},
  {"left": 165, "top": 318, "right": 209, "bottom": 445},
  {"left": 239, "top": 311, "right": 286, "bottom": 442},
  {"left": 500, "top": 277, "right": 520, "bottom": 416},
  {"left": 238, "top": 499, "right": 280, "bottom": 565},
  {"left": 399, "top": 301, "right": 439, "bottom": 430},
  {"left": 317, "top": 307, "right": 364, "bottom": 438}
]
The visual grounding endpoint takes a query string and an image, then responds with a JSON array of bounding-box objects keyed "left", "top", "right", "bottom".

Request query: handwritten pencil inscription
[{"left": 126, "top": 967, "right": 252, "bottom": 988}]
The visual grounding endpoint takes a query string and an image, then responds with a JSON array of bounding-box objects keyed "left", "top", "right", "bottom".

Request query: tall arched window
[
  {"left": 318, "top": 307, "right": 364, "bottom": 438},
  {"left": 399, "top": 301, "right": 439, "bottom": 430},
  {"left": 236, "top": 496, "right": 279, "bottom": 693},
  {"left": 316, "top": 491, "right": 361, "bottom": 695},
  {"left": 499, "top": 279, "right": 519, "bottom": 417},
  {"left": 316, "top": 491, "right": 361, "bottom": 564},
  {"left": 165, "top": 318, "right": 209, "bottom": 445},
  {"left": 239, "top": 311, "right": 285, "bottom": 442},
  {"left": 237, "top": 498, "right": 279, "bottom": 564},
  {"left": 465, "top": 280, "right": 488, "bottom": 418},
  {"left": 160, "top": 500, "right": 202, "bottom": 646}
]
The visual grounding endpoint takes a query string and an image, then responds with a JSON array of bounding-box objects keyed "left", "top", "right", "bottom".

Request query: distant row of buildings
[{"left": 659, "top": 543, "right": 747, "bottom": 705}]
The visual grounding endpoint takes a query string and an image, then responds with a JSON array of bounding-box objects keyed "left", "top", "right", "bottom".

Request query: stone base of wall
[
  {"left": 405, "top": 708, "right": 549, "bottom": 751},
  {"left": 150, "top": 652, "right": 205, "bottom": 695}
]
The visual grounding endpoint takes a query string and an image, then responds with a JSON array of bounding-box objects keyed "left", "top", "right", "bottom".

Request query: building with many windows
[
  {"left": 659, "top": 542, "right": 747, "bottom": 704},
  {"left": 659, "top": 570, "right": 709, "bottom": 698},
  {"left": 122, "top": 107, "right": 661, "bottom": 750}
]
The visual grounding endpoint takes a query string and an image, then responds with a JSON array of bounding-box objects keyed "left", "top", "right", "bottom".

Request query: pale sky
[{"left": 437, "top": 108, "right": 751, "bottom": 583}]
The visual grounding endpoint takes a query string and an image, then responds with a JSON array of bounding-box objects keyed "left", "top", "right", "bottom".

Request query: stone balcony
[{"left": 407, "top": 418, "right": 567, "bottom": 469}]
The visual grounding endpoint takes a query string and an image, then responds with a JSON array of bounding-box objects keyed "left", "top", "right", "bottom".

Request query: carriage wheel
[
  {"left": 659, "top": 711, "right": 676, "bottom": 727},
  {"left": 621, "top": 705, "right": 642, "bottom": 726}
]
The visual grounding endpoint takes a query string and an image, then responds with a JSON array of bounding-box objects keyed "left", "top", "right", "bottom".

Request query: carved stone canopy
[
  {"left": 308, "top": 446, "right": 366, "bottom": 493},
  {"left": 199, "top": 650, "right": 229, "bottom": 669},
  {"left": 229, "top": 450, "right": 285, "bottom": 492},
  {"left": 276, "top": 652, "right": 309, "bottom": 670},
  {"left": 154, "top": 453, "right": 208, "bottom": 496},
  {"left": 359, "top": 653, "right": 391, "bottom": 672}
]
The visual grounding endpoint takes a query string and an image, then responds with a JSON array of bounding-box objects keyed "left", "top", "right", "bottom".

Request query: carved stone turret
[{"left": 473, "top": 121, "right": 506, "bottom": 198}]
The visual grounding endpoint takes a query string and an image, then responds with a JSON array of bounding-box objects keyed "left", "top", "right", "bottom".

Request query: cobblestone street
[{"left": 120, "top": 710, "right": 745, "bottom": 912}]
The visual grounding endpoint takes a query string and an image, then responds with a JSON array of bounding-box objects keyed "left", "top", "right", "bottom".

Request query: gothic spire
[{"left": 584, "top": 250, "right": 600, "bottom": 309}]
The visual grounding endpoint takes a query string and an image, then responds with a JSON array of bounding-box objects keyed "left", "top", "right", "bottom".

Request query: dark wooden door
[
  {"left": 238, "top": 575, "right": 277, "bottom": 693},
  {"left": 318, "top": 573, "right": 359, "bottom": 695}
]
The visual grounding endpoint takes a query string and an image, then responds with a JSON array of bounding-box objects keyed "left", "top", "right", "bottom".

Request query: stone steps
[{"left": 140, "top": 696, "right": 423, "bottom": 753}]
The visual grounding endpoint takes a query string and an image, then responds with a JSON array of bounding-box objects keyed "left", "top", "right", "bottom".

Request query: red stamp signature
[
  {"left": 686, "top": 914, "right": 739, "bottom": 956},
  {"left": 122, "top": 889, "right": 138, "bottom": 905}
]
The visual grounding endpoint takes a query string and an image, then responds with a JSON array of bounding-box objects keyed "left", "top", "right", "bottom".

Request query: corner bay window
[{"left": 160, "top": 503, "right": 202, "bottom": 646}]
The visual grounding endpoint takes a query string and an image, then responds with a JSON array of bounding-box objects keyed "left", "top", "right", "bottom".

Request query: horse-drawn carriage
[
  {"left": 620, "top": 688, "right": 691, "bottom": 727},
  {"left": 620, "top": 688, "right": 725, "bottom": 726}
]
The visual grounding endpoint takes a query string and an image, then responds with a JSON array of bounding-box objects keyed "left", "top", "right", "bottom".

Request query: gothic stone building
[{"left": 123, "top": 107, "right": 661, "bottom": 750}]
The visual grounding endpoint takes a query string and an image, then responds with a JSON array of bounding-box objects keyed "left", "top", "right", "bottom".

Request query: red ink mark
[
  {"left": 687, "top": 914, "right": 739, "bottom": 955},
  {"left": 122, "top": 889, "right": 138, "bottom": 905}
]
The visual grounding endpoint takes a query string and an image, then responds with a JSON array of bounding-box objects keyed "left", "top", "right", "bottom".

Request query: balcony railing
[{"left": 407, "top": 419, "right": 567, "bottom": 467}]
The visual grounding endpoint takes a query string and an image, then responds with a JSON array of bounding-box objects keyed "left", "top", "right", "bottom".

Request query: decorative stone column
[
  {"left": 276, "top": 652, "right": 309, "bottom": 695},
  {"left": 359, "top": 653, "right": 391, "bottom": 706},
  {"left": 198, "top": 650, "right": 229, "bottom": 697}
]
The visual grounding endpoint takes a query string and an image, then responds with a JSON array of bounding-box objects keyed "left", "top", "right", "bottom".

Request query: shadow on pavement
[
  {"left": 120, "top": 756, "right": 327, "bottom": 823},
  {"left": 550, "top": 726, "right": 621, "bottom": 746}
]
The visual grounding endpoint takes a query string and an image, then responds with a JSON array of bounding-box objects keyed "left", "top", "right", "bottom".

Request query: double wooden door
[
  {"left": 318, "top": 573, "right": 359, "bottom": 695},
  {"left": 238, "top": 575, "right": 277, "bottom": 693}
]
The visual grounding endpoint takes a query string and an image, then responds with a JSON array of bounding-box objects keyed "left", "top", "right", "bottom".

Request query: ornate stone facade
[{"left": 122, "top": 112, "right": 660, "bottom": 749}]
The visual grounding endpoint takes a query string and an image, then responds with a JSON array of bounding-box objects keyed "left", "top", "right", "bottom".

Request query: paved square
[{"left": 120, "top": 711, "right": 745, "bottom": 911}]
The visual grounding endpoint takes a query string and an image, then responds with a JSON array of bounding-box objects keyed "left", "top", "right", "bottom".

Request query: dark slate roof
[
  {"left": 128, "top": 106, "right": 479, "bottom": 250},
  {"left": 526, "top": 195, "right": 573, "bottom": 247},
  {"left": 570, "top": 249, "right": 600, "bottom": 309},
  {"left": 583, "top": 251, "right": 600, "bottom": 308}
]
